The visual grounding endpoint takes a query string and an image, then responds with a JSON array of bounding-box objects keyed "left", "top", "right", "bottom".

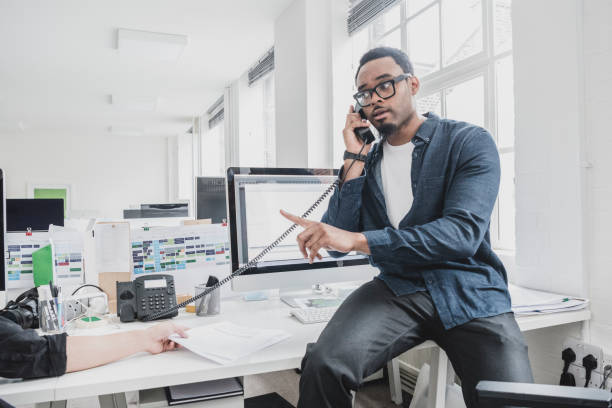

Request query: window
[
  {"left": 239, "top": 72, "right": 276, "bottom": 167},
  {"left": 352, "top": 0, "right": 515, "bottom": 250},
  {"left": 202, "top": 121, "right": 225, "bottom": 177}
]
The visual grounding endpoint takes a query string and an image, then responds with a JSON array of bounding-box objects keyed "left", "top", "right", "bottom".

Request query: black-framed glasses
[{"left": 353, "top": 73, "right": 412, "bottom": 107}]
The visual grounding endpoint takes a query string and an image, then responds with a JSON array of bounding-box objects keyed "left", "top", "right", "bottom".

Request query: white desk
[{"left": 0, "top": 297, "right": 591, "bottom": 408}]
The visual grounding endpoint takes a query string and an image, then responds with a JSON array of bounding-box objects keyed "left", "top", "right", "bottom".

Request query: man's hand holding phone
[{"left": 343, "top": 105, "right": 374, "bottom": 182}]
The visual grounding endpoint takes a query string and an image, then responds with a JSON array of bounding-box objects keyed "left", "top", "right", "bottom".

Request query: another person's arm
[
  {"left": 0, "top": 317, "right": 187, "bottom": 379},
  {"left": 65, "top": 322, "right": 187, "bottom": 373}
]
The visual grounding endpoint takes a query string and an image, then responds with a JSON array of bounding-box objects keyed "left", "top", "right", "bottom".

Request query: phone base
[{"left": 280, "top": 284, "right": 334, "bottom": 308}]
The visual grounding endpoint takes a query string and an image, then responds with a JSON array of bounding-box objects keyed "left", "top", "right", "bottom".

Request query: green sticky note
[{"left": 32, "top": 244, "right": 54, "bottom": 287}]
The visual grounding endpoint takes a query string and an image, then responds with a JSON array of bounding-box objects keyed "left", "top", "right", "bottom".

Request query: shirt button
[{"left": 413, "top": 153, "right": 418, "bottom": 158}]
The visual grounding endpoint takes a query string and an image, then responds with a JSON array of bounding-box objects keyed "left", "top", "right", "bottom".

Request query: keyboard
[{"left": 290, "top": 307, "right": 338, "bottom": 324}]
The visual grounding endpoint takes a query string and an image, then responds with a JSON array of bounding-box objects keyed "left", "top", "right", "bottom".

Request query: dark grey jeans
[{"left": 297, "top": 279, "right": 533, "bottom": 408}]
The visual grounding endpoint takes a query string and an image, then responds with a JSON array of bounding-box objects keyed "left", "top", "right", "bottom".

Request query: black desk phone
[
  {"left": 355, "top": 103, "right": 376, "bottom": 145},
  {"left": 116, "top": 275, "right": 178, "bottom": 322}
]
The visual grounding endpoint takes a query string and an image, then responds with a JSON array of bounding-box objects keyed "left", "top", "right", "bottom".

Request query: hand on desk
[
  {"left": 66, "top": 321, "right": 189, "bottom": 373},
  {"left": 143, "top": 321, "right": 188, "bottom": 354}
]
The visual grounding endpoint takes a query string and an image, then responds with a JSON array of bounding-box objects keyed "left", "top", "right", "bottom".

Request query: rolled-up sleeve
[
  {"left": 321, "top": 167, "right": 366, "bottom": 232},
  {"left": 0, "top": 317, "right": 67, "bottom": 379},
  {"left": 320, "top": 166, "right": 367, "bottom": 258}
]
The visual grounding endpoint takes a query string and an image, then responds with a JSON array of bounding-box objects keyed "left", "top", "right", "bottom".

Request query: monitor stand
[{"left": 280, "top": 284, "right": 336, "bottom": 308}]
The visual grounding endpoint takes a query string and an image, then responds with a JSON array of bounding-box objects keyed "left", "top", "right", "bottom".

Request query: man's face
[{"left": 355, "top": 56, "right": 417, "bottom": 137}]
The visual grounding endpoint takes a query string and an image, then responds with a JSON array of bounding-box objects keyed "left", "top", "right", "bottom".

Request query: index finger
[
  {"left": 172, "top": 324, "right": 189, "bottom": 338},
  {"left": 280, "top": 209, "right": 311, "bottom": 228}
]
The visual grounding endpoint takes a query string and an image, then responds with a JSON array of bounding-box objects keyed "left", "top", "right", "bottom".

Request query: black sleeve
[{"left": 0, "top": 316, "right": 67, "bottom": 379}]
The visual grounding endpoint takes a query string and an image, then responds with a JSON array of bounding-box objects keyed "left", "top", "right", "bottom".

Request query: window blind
[
  {"left": 207, "top": 95, "right": 224, "bottom": 129},
  {"left": 248, "top": 48, "right": 274, "bottom": 86},
  {"left": 347, "top": 0, "right": 399, "bottom": 35}
]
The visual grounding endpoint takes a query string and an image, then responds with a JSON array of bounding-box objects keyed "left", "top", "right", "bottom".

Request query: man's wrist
[
  {"left": 352, "top": 232, "right": 370, "bottom": 255},
  {"left": 343, "top": 150, "right": 367, "bottom": 162}
]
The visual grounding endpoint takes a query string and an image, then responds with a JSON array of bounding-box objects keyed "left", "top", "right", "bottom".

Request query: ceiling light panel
[
  {"left": 117, "top": 28, "right": 188, "bottom": 62},
  {"left": 111, "top": 94, "right": 159, "bottom": 112},
  {"left": 109, "top": 126, "right": 144, "bottom": 137}
]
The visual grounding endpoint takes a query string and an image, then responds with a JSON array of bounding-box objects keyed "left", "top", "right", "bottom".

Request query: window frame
[{"left": 357, "top": 0, "right": 515, "bottom": 251}]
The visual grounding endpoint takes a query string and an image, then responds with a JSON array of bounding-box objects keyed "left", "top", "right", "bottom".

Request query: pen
[{"left": 57, "top": 286, "right": 63, "bottom": 330}]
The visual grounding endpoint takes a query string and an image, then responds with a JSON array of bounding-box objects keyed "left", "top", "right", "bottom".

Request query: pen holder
[
  {"left": 194, "top": 276, "right": 220, "bottom": 316},
  {"left": 38, "top": 298, "right": 65, "bottom": 333}
]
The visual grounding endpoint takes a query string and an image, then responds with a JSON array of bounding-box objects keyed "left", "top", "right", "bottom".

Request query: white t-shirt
[{"left": 381, "top": 140, "right": 415, "bottom": 229}]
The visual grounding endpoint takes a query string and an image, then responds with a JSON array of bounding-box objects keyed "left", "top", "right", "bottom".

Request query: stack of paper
[
  {"left": 509, "top": 284, "right": 589, "bottom": 315},
  {"left": 170, "top": 322, "right": 291, "bottom": 364}
]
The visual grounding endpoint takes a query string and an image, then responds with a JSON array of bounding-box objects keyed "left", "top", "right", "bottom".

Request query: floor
[{"left": 245, "top": 369, "right": 412, "bottom": 408}]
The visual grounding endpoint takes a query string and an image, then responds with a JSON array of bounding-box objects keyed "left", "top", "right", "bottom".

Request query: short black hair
[{"left": 355, "top": 47, "right": 414, "bottom": 81}]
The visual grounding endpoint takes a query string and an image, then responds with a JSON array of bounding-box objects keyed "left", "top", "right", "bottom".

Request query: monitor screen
[
  {"left": 227, "top": 167, "right": 369, "bottom": 276},
  {"left": 6, "top": 198, "right": 64, "bottom": 232},
  {"left": 196, "top": 177, "right": 227, "bottom": 223},
  {"left": 1, "top": 169, "right": 5, "bottom": 291}
]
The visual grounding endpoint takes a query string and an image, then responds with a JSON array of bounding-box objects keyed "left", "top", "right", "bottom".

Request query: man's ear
[{"left": 411, "top": 76, "right": 420, "bottom": 96}]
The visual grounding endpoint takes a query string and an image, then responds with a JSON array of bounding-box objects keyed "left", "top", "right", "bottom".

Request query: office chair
[{"left": 476, "top": 381, "right": 612, "bottom": 408}]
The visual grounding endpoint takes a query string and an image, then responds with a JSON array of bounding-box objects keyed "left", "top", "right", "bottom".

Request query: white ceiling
[{"left": 0, "top": 0, "right": 292, "bottom": 137}]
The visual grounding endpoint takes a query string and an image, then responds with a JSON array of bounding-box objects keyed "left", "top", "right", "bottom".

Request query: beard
[
  {"left": 377, "top": 123, "right": 397, "bottom": 142},
  {"left": 374, "top": 109, "right": 415, "bottom": 142}
]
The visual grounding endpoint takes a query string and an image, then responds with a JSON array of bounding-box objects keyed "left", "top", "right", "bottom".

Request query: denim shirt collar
[
  {"left": 364, "top": 112, "right": 440, "bottom": 222},
  {"left": 367, "top": 111, "right": 440, "bottom": 168}
]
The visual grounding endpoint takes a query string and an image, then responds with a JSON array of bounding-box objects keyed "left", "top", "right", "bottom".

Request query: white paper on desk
[
  {"left": 170, "top": 322, "right": 291, "bottom": 365},
  {"left": 509, "top": 284, "right": 589, "bottom": 315},
  {"left": 513, "top": 299, "right": 589, "bottom": 315}
]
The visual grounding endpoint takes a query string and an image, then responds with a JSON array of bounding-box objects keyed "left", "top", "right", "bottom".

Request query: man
[
  {"left": 281, "top": 47, "right": 533, "bottom": 408},
  {"left": 0, "top": 315, "right": 186, "bottom": 407}
]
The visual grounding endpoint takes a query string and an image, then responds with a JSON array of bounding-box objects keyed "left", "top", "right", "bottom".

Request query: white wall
[
  {"left": 275, "top": 0, "right": 308, "bottom": 168},
  {"left": 512, "top": 0, "right": 612, "bottom": 381},
  {"left": 582, "top": 0, "right": 612, "bottom": 349},
  {"left": 274, "top": 0, "right": 337, "bottom": 169},
  {"left": 0, "top": 131, "right": 169, "bottom": 219},
  {"left": 512, "top": 0, "right": 586, "bottom": 297}
]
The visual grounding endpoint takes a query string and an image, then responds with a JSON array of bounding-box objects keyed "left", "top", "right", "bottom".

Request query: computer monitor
[
  {"left": 227, "top": 167, "right": 377, "bottom": 301},
  {"left": 6, "top": 198, "right": 64, "bottom": 232},
  {"left": 196, "top": 177, "right": 227, "bottom": 223},
  {"left": 123, "top": 203, "right": 189, "bottom": 219},
  {"left": 1, "top": 169, "right": 6, "bottom": 306}
]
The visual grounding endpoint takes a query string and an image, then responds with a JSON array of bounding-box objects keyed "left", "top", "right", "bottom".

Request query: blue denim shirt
[{"left": 322, "top": 112, "right": 511, "bottom": 329}]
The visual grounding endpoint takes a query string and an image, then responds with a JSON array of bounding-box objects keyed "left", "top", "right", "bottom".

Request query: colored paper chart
[
  {"left": 49, "top": 225, "right": 85, "bottom": 285},
  {"left": 5, "top": 228, "right": 85, "bottom": 289},
  {"left": 131, "top": 224, "right": 230, "bottom": 275},
  {"left": 6, "top": 233, "right": 49, "bottom": 289}
]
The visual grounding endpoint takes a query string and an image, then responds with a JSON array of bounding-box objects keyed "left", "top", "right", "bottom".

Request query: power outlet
[
  {"left": 563, "top": 338, "right": 603, "bottom": 373},
  {"left": 568, "top": 364, "right": 603, "bottom": 388},
  {"left": 602, "top": 354, "right": 612, "bottom": 372}
]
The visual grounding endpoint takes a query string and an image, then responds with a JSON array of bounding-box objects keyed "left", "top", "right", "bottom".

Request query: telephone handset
[
  {"left": 141, "top": 116, "right": 369, "bottom": 322},
  {"left": 116, "top": 274, "right": 178, "bottom": 322},
  {"left": 354, "top": 103, "right": 376, "bottom": 145}
]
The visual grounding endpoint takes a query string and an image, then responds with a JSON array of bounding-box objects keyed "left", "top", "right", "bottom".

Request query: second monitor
[
  {"left": 226, "top": 167, "right": 377, "bottom": 303},
  {"left": 196, "top": 177, "right": 227, "bottom": 224}
]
